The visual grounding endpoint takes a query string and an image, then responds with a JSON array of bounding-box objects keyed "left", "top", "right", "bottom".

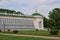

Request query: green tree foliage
[
  {"left": 16, "top": 12, "right": 24, "bottom": 15},
  {"left": 0, "top": 9, "right": 15, "bottom": 13},
  {"left": 49, "top": 8, "right": 60, "bottom": 30},
  {"left": 0, "top": 8, "right": 24, "bottom": 15},
  {"left": 43, "top": 17, "right": 48, "bottom": 28},
  {"left": 49, "top": 8, "right": 60, "bottom": 26},
  {"left": 48, "top": 8, "right": 60, "bottom": 35},
  {"left": 43, "top": 17, "right": 55, "bottom": 28},
  {"left": 44, "top": 8, "right": 60, "bottom": 29}
]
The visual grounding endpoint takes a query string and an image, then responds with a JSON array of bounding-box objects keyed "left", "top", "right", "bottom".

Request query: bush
[
  {"left": 13, "top": 30, "right": 18, "bottom": 33},
  {"left": 0, "top": 30, "right": 2, "bottom": 32},
  {"left": 7, "top": 29, "right": 10, "bottom": 32},
  {"left": 49, "top": 30, "right": 59, "bottom": 35},
  {"left": 36, "top": 29, "right": 38, "bottom": 31}
]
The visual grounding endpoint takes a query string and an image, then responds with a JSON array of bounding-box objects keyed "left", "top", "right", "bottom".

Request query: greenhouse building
[{"left": 0, "top": 12, "right": 44, "bottom": 31}]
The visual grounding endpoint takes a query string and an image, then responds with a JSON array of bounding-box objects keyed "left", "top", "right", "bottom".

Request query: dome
[
  {"left": 32, "top": 9, "right": 42, "bottom": 17},
  {"left": 32, "top": 13, "right": 41, "bottom": 16}
]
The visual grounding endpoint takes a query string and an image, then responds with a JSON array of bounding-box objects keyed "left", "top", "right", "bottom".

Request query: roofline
[{"left": 0, "top": 14, "right": 35, "bottom": 18}]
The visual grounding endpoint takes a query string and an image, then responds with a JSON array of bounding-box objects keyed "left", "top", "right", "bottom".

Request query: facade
[{"left": 0, "top": 12, "right": 44, "bottom": 31}]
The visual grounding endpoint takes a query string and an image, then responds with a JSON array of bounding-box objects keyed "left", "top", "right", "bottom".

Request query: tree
[
  {"left": 16, "top": 12, "right": 24, "bottom": 15},
  {"left": 49, "top": 8, "right": 60, "bottom": 29},
  {"left": 0, "top": 8, "right": 24, "bottom": 15},
  {"left": 43, "top": 17, "right": 48, "bottom": 28},
  {"left": 48, "top": 8, "right": 60, "bottom": 35},
  {"left": 43, "top": 17, "right": 55, "bottom": 28}
]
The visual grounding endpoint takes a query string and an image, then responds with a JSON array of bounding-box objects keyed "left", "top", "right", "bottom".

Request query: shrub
[
  {"left": 13, "top": 30, "right": 18, "bottom": 33},
  {"left": 48, "top": 26, "right": 59, "bottom": 35},
  {"left": 7, "top": 29, "right": 10, "bottom": 32},
  {"left": 49, "top": 30, "right": 59, "bottom": 35},
  {"left": 0, "top": 30, "right": 2, "bottom": 32},
  {"left": 36, "top": 29, "right": 38, "bottom": 31}
]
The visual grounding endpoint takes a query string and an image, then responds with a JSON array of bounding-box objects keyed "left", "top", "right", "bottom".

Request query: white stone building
[{"left": 0, "top": 12, "right": 44, "bottom": 31}]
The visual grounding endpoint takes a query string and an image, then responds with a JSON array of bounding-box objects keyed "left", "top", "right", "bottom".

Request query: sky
[{"left": 0, "top": 0, "right": 60, "bottom": 17}]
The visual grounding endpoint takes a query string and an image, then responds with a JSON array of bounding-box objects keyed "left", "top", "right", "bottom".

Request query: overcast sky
[{"left": 0, "top": 0, "right": 60, "bottom": 17}]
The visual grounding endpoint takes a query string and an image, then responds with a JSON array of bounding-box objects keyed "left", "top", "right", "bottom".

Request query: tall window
[{"left": 39, "top": 21, "right": 42, "bottom": 28}]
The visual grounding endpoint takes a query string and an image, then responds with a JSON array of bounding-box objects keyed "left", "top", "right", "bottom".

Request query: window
[{"left": 39, "top": 21, "right": 42, "bottom": 28}]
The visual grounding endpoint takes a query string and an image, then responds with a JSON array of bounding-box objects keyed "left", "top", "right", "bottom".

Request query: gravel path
[{"left": 0, "top": 33, "right": 60, "bottom": 40}]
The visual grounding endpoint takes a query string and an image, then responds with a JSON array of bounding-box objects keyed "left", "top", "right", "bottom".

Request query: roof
[
  {"left": 0, "top": 13, "right": 34, "bottom": 18},
  {"left": 32, "top": 13, "right": 41, "bottom": 16}
]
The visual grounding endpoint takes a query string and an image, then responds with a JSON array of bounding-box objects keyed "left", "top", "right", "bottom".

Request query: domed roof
[
  {"left": 32, "top": 12, "right": 41, "bottom": 16},
  {"left": 32, "top": 9, "right": 42, "bottom": 17}
]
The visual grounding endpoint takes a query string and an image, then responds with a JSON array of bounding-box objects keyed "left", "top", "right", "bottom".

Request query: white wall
[
  {"left": 0, "top": 16, "right": 44, "bottom": 30},
  {"left": 33, "top": 16, "right": 44, "bottom": 30}
]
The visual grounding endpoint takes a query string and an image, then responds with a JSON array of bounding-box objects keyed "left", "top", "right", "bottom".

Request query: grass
[
  {"left": 0, "top": 35, "right": 55, "bottom": 40},
  {"left": 1, "top": 30, "right": 60, "bottom": 37},
  {"left": 57, "top": 31, "right": 60, "bottom": 37},
  {"left": 18, "top": 30, "right": 50, "bottom": 36},
  {"left": 19, "top": 30, "right": 60, "bottom": 37},
  {"left": 2, "top": 30, "right": 50, "bottom": 36}
]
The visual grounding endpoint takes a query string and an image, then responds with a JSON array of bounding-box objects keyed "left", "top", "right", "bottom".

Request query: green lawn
[
  {"left": 2, "top": 30, "right": 60, "bottom": 36},
  {"left": 0, "top": 35, "right": 55, "bottom": 40},
  {"left": 18, "top": 30, "right": 50, "bottom": 36},
  {"left": 18, "top": 30, "right": 60, "bottom": 36}
]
